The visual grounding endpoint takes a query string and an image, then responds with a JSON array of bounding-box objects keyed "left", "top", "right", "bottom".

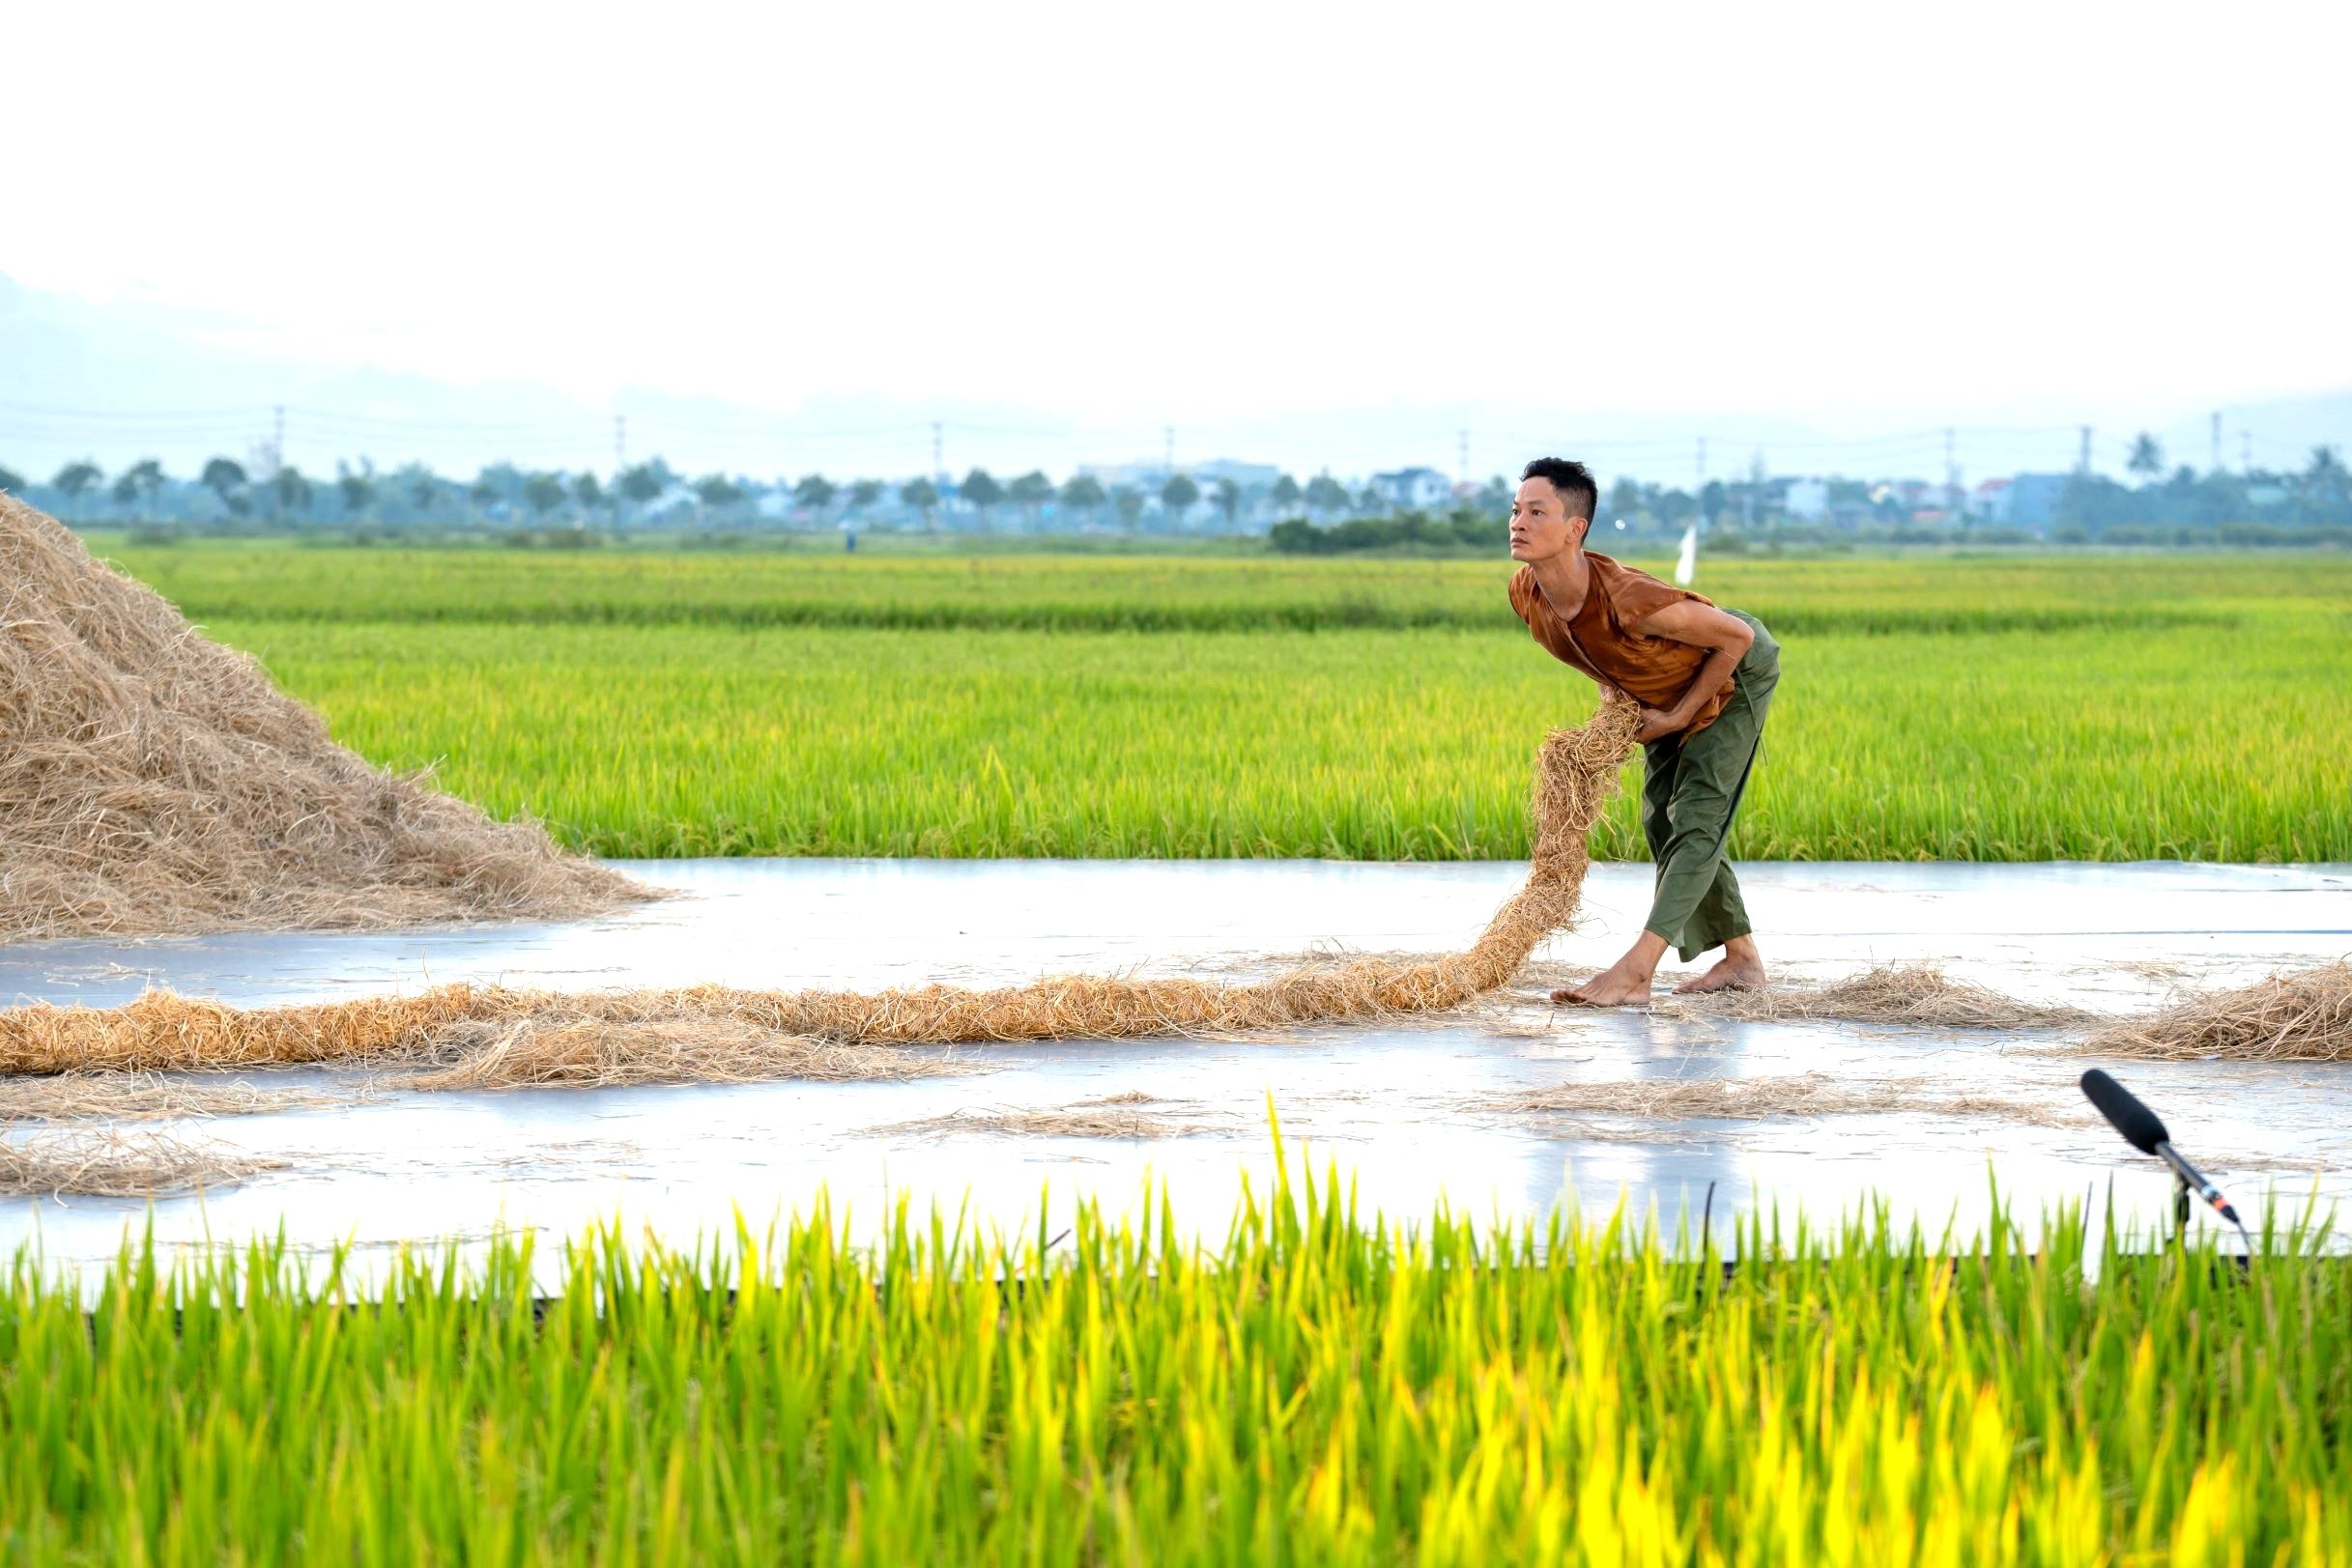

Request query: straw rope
[{"left": 0, "top": 703, "right": 1644, "bottom": 1077}]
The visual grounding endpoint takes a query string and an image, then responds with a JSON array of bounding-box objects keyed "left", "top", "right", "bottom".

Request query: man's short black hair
[{"left": 1522, "top": 457, "right": 1598, "bottom": 524}]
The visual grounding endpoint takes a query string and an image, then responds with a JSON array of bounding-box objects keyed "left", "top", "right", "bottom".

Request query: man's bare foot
[
  {"left": 1552, "top": 959, "right": 1655, "bottom": 1008},
  {"left": 1549, "top": 931, "right": 1668, "bottom": 1008},
  {"left": 1673, "top": 938, "right": 1766, "bottom": 995}
]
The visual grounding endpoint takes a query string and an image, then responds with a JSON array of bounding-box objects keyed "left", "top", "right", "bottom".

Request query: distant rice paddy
[
  {"left": 101, "top": 539, "right": 2308, "bottom": 636},
  {"left": 103, "top": 541, "right": 2352, "bottom": 861}
]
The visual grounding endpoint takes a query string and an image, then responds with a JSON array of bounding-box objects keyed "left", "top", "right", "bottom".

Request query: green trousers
[{"left": 1640, "top": 612, "right": 1778, "bottom": 963}]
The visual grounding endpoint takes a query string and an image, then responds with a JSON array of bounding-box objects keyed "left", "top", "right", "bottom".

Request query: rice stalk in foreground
[{"left": 1, "top": 1165, "right": 2344, "bottom": 1564}]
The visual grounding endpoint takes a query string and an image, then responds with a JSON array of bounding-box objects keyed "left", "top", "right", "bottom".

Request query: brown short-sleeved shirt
[{"left": 1507, "top": 553, "right": 1736, "bottom": 737}]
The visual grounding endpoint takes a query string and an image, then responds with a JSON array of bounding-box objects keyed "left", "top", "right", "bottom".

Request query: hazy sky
[{"left": 7, "top": 1, "right": 2349, "bottom": 477}]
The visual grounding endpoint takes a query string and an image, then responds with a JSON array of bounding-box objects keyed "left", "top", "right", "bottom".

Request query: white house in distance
[
  {"left": 1971, "top": 474, "right": 2068, "bottom": 527},
  {"left": 1968, "top": 478, "right": 2012, "bottom": 523},
  {"left": 1370, "top": 467, "right": 1454, "bottom": 510},
  {"left": 1784, "top": 478, "right": 1829, "bottom": 521}
]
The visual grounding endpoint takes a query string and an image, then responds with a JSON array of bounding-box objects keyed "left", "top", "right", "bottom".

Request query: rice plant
[{"left": 2, "top": 1164, "right": 2344, "bottom": 1563}]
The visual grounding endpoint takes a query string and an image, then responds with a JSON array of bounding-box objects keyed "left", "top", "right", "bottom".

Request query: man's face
[{"left": 1508, "top": 478, "right": 1588, "bottom": 562}]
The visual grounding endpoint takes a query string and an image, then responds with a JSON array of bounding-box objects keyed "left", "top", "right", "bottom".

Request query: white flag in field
[{"left": 1674, "top": 525, "right": 1698, "bottom": 586}]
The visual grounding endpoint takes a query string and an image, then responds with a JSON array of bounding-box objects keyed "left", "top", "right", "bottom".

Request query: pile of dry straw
[
  {"left": 2083, "top": 960, "right": 2352, "bottom": 1063},
  {"left": 0, "top": 497, "right": 645, "bottom": 940}
]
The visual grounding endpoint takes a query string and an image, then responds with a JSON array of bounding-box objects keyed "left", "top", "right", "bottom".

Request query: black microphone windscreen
[{"left": 2080, "top": 1069, "right": 2168, "bottom": 1155}]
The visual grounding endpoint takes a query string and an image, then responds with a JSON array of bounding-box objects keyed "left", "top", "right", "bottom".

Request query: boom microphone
[
  {"left": 2080, "top": 1067, "right": 2167, "bottom": 1155},
  {"left": 2079, "top": 1069, "right": 2246, "bottom": 1235}
]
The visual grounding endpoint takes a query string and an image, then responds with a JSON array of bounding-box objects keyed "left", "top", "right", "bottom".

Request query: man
[{"left": 1506, "top": 457, "right": 1780, "bottom": 1007}]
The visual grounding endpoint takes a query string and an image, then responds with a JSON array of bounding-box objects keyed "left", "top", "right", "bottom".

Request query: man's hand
[
  {"left": 1633, "top": 703, "right": 1684, "bottom": 744},
  {"left": 1598, "top": 685, "right": 1681, "bottom": 743}
]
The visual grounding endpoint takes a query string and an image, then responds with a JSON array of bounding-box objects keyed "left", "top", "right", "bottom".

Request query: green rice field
[
  {"left": 4, "top": 1172, "right": 2344, "bottom": 1563},
  {"left": 99, "top": 540, "right": 2352, "bottom": 861}
]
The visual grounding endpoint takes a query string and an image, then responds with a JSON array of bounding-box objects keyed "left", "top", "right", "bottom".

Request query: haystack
[
  {"left": 0, "top": 703, "right": 1647, "bottom": 1077},
  {"left": 0, "top": 497, "right": 645, "bottom": 939}
]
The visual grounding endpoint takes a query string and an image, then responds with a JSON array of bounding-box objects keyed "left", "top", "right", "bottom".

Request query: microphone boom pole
[{"left": 2079, "top": 1069, "right": 2248, "bottom": 1251}]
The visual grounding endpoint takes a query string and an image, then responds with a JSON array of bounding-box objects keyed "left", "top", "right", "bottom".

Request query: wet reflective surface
[{"left": 5, "top": 858, "right": 2348, "bottom": 1285}]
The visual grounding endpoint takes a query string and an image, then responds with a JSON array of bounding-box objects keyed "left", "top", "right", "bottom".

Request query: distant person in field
[{"left": 1506, "top": 457, "right": 1780, "bottom": 1007}]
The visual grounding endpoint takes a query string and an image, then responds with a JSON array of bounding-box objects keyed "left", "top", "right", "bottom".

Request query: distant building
[
  {"left": 1968, "top": 478, "right": 2012, "bottom": 524},
  {"left": 1078, "top": 461, "right": 1171, "bottom": 491},
  {"left": 1784, "top": 478, "right": 1828, "bottom": 521},
  {"left": 1079, "top": 457, "right": 1278, "bottom": 494},
  {"left": 2003, "top": 473, "right": 2070, "bottom": 527},
  {"left": 1370, "top": 466, "right": 1453, "bottom": 511},
  {"left": 1189, "top": 458, "right": 1280, "bottom": 489},
  {"left": 1894, "top": 479, "right": 1965, "bottom": 517}
]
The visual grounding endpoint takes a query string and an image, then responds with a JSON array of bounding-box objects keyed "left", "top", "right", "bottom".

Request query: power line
[
  {"left": 4, "top": 394, "right": 2334, "bottom": 486},
  {"left": 0, "top": 395, "right": 275, "bottom": 421}
]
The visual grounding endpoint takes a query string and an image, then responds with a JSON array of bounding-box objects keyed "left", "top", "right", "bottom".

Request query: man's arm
[{"left": 1628, "top": 599, "right": 1755, "bottom": 742}]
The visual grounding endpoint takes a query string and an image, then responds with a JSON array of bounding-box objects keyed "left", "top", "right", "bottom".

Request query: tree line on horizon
[
  {"left": 2, "top": 435, "right": 2346, "bottom": 538},
  {"left": 1, "top": 453, "right": 1383, "bottom": 534}
]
